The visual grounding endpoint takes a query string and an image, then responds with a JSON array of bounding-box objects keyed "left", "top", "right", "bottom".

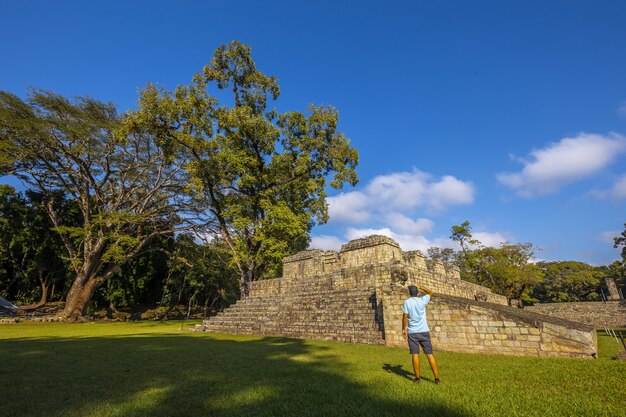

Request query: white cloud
[
  {"left": 428, "top": 175, "right": 475, "bottom": 210},
  {"left": 366, "top": 171, "right": 430, "bottom": 210},
  {"left": 327, "top": 169, "right": 475, "bottom": 226},
  {"left": 345, "top": 227, "right": 435, "bottom": 251},
  {"left": 473, "top": 231, "right": 510, "bottom": 247},
  {"left": 327, "top": 191, "right": 370, "bottom": 223},
  {"left": 319, "top": 168, "right": 507, "bottom": 255},
  {"left": 309, "top": 225, "right": 510, "bottom": 255},
  {"left": 608, "top": 174, "right": 626, "bottom": 200},
  {"left": 309, "top": 235, "right": 345, "bottom": 250},
  {"left": 384, "top": 212, "right": 434, "bottom": 235},
  {"left": 365, "top": 170, "right": 475, "bottom": 212},
  {"left": 497, "top": 132, "right": 626, "bottom": 197}
]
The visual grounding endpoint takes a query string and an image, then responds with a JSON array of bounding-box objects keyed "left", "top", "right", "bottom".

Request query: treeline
[
  {"left": 0, "top": 41, "right": 358, "bottom": 319},
  {"left": 0, "top": 185, "right": 239, "bottom": 315},
  {"left": 427, "top": 221, "right": 626, "bottom": 305}
]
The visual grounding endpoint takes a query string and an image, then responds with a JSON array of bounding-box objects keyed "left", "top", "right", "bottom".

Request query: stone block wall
[
  {"left": 200, "top": 235, "right": 598, "bottom": 359},
  {"left": 525, "top": 301, "right": 626, "bottom": 328},
  {"left": 262, "top": 235, "right": 508, "bottom": 305},
  {"left": 381, "top": 286, "right": 597, "bottom": 358}
]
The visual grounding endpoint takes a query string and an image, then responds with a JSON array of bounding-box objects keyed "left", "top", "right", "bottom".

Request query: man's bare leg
[
  {"left": 411, "top": 353, "right": 420, "bottom": 379},
  {"left": 426, "top": 354, "right": 440, "bottom": 380}
]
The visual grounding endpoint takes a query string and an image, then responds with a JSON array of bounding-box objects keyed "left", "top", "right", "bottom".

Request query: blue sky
[{"left": 1, "top": 1, "right": 625, "bottom": 264}]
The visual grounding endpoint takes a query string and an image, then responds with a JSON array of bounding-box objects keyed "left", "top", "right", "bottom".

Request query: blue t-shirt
[{"left": 402, "top": 295, "right": 430, "bottom": 333}]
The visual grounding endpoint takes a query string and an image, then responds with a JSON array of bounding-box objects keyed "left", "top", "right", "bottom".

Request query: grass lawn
[{"left": 1, "top": 321, "right": 625, "bottom": 417}]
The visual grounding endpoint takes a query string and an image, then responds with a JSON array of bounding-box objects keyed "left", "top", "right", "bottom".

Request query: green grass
[{"left": 1, "top": 322, "right": 625, "bottom": 417}]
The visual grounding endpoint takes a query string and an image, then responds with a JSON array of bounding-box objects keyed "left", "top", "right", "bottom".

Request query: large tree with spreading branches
[
  {"left": 0, "top": 90, "right": 200, "bottom": 319},
  {"left": 128, "top": 41, "right": 359, "bottom": 296}
]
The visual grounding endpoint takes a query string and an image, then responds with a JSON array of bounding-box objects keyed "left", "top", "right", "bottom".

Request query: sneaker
[
  {"left": 434, "top": 378, "right": 441, "bottom": 384},
  {"left": 412, "top": 377, "right": 420, "bottom": 384}
]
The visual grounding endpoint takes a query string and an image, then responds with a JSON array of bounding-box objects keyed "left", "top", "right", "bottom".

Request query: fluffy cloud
[
  {"left": 309, "top": 235, "right": 345, "bottom": 250},
  {"left": 309, "top": 226, "right": 510, "bottom": 253},
  {"left": 384, "top": 212, "right": 434, "bottom": 235},
  {"left": 473, "top": 231, "right": 510, "bottom": 247},
  {"left": 366, "top": 171, "right": 475, "bottom": 212},
  {"left": 327, "top": 191, "right": 370, "bottom": 223},
  {"left": 345, "top": 227, "right": 439, "bottom": 251},
  {"left": 312, "top": 168, "right": 496, "bottom": 254},
  {"left": 327, "top": 169, "right": 475, "bottom": 225},
  {"left": 497, "top": 132, "right": 626, "bottom": 197},
  {"left": 315, "top": 168, "right": 477, "bottom": 253}
]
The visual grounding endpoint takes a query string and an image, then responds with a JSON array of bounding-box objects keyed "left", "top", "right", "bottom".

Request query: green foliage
[
  {"left": 470, "top": 243, "right": 543, "bottom": 302},
  {"left": 444, "top": 222, "right": 544, "bottom": 302},
  {"left": 426, "top": 247, "right": 456, "bottom": 271},
  {"left": 612, "top": 224, "right": 626, "bottom": 287},
  {"left": 0, "top": 187, "right": 71, "bottom": 304},
  {"left": 450, "top": 220, "right": 480, "bottom": 253},
  {"left": 434, "top": 221, "right": 626, "bottom": 303},
  {"left": 161, "top": 234, "right": 239, "bottom": 314},
  {"left": 130, "top": 41, "right": 359, "bottom": 292},
  {"left": 614, "top": 223, "right": 626, "bottom": 262},
  {"left": 0, "top": 88, "right": 198, "bottom": 316},
  {"left": 533, "top": 261, "right": 602, "bottom": 302}
]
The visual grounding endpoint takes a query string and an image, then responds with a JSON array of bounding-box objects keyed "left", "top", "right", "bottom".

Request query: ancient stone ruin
[{"left": 196, "top": 235, "right": 597, "bottom": 358}]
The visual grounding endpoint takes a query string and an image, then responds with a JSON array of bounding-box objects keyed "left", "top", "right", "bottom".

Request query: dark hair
[{"left": 408, "top": 285, "right": 418, "bottom": 296}]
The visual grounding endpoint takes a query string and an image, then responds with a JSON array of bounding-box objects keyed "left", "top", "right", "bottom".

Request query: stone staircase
[{"left": 195, "top": 287, "right": 385, "bottom": 344}]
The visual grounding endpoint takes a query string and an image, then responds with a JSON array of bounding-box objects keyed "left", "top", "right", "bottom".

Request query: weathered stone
[
  {"left": 195, "top": 235, "right": 597, "bottom": 358},
  {"left": 525, "top": 301, "right": 625, "bottom": 328}
]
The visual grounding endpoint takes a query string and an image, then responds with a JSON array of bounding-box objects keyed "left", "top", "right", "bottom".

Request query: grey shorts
[{"left": 408, "top": 332, "right": 433, "bottom": 354}]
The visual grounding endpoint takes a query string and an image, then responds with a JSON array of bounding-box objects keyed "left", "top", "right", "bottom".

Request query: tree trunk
[
  {"left": 20, "top": 273, "right": 50, "bottom": 311},
  {"left": 38, "top": 273, "right": 49, "bottom": 306},
  {"left": 203, "top": 291, "right": 210, "bottom": 317},
  {"left": 64, "top": 278, "right": 101, "bottom": 321},
  {"left": 240, "top": 279, "right": 250, "bottom": 298},
  {"left": 239, "top": 267, "right": 257, "bottom": 299},
  {"left": 186, "top": 291, "right": 198, "bottom": 319}
]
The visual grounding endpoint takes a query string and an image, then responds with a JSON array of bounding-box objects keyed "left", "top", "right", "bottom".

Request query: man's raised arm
[{"left": 419, "top": 285, "right": 433, "bottom": 296}]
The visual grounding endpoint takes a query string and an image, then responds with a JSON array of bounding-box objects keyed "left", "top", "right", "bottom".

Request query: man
[{"left": 402, "top": 284, "right": 440, "bottom": 384}]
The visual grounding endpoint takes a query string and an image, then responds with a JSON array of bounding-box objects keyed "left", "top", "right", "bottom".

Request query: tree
[
  {"left": 534, "top": 261, "right": 601, "bottom": 302},
  {"left": 426, "top": 247, "right": 457, "bottom": 271},
  {"left": 450, "top": 220, "right": 480, "bottom": 254},
  {"left": 614, "top": 223, "right": 626, "bottom": 260},
  {"left": 0, "top": 90, "right": 198, "bottom": 319},
  {"left": 471, "top": 243, "right": 543, "bottom": 302},
  {"left": 162, "top": 235, "right": 239, "bottom": 317},
  {"left": 449, "top": 220, "right": 483, "bottom": 281},
  {"left": 0, "top": 186, "right": 70, "bottom": 306},
  {"left": 129, "top": 41, "right": 359, "bottom": 296},
  {"left": 447, "top": 221, "right": 543, "bottom": 302},
  {"left": 613, "top": 223, "right": 626, "bottom": 285}
]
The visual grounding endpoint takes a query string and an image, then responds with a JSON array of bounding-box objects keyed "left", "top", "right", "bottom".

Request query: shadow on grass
[
  {"left": 382, "top": 363, "right": 414, "bottom": 381},
  {"left": 1, "top": 332, "right": 469, "bottom": 417}
]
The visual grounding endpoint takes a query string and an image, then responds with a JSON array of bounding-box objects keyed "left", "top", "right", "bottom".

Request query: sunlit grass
[{"left": 1, "top": 322, "right": 624, "bottom": 417}]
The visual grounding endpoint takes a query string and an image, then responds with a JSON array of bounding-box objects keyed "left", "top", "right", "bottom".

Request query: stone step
[
  {"left": 203, "top": 319, "right": 381, "bottom": 330},
  {"left": 197, "top": 284, "right": 385, "bottom": 345},
  {"left": 199, "top": 325, "right": 383, "bottom": 341},
  {"left": 208, "top": 313, "right": 380, "bottom": 323},
  {"left": 241, "top": 288, "right": 377, "bottom": 301},
  {"left": 198, "top": 326, "right": 384, "bottom": 345},
  {"left": 216, "top": 309, "right": 378, "bottom": 317}
]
